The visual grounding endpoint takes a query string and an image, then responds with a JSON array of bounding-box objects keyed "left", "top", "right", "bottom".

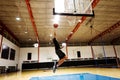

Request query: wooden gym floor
[{"left": 0, "top": 67, "right": 120, "bottom": 80}]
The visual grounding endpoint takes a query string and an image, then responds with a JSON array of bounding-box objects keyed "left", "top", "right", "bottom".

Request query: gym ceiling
[{"left": 0, "top": 0, "right": 120, "bottom": 47}]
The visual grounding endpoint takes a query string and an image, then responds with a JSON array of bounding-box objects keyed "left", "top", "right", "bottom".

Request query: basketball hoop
[{"left": 53, "top": 0, "right": 94, "bottom": 17}]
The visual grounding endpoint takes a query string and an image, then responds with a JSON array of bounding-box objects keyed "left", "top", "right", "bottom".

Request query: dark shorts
[{"left": 56, "top": 49, "right": 65, "bottom": 60}]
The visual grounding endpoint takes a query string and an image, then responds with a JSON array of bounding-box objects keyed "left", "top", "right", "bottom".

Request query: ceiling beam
[
  {"left": 92, "top": 0, "right": 100, "bottom": 8},
  {"left": 0, "top": 21, "right": 19, "bottom": 42},
  {"left": 89, "top": 21, "right": 120, "bottom": 44},
  {"left": 25, "top": 0, "right": 39, "bottom": 43},
  {"left": 25, "top": 0, "right": 40, "bottom": 62},
  {"left": 66, "top": 0, "right": 100, "bottom": 42},
  {"left": 66, "top": 16, "right": 86, "bottom": 42}
]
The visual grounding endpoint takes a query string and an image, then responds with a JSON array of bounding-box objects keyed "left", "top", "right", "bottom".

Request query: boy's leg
[
  {"left": 53, "top": 56, "right": 67, "bottom": 73},
  {"left": 57, "top": 56, "right": 67, "bottom": 67},
  {"left": 53, "top": 49, "right": 67, "bottom": 73},
  {"left": 53, "top": 61, "right": 57, "bottom": 73}
]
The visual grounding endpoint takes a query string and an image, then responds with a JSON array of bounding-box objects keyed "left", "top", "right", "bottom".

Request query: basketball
[{"left": 53, "top": 23, "right": 58, "bottom": 28}]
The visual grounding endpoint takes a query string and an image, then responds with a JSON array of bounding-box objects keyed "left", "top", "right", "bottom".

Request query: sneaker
[{"left": 53, "top": 61, "right": 57, "bottom": 73}]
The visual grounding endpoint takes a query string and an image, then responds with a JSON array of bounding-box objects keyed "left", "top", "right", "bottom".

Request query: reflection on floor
[{"left": 0, "top": 67, "right": 120, "bottom": 80}]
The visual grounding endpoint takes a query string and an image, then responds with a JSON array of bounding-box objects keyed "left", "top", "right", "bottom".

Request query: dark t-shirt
[
  {"left": 53, "top": 38, "right": 65, "bottom": 59},
  {"left": 53, "top": 38, "right": 60, "bottom": 50}
]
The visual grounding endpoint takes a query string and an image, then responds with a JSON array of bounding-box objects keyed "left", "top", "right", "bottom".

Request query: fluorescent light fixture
[
  {"left": 16, "top": 17, "right": 21, "bottom": 21},
  {"left": 55, "top": 0, "right": 65, "bottom": 13},
  {"left": 33, "top": 43, "right": 38, "bottom": 47}
]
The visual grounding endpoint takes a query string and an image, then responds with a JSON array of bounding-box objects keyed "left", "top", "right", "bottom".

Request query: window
[
  {"left": 10, "top": 48, "right": 16, "bottom": 60},
  {"left": 1, "top": 44, "right": 9, "bottom": 59},
  {"left": 77, "top": 51, "right": 81, "bottom": 57},
  {"left": 27, "top": 53, "right": 32, "bottom": 60}
]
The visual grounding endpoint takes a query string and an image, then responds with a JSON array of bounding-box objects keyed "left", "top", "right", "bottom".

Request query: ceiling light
[
  {"left": 16, "top": 17, "right": 21, "bottom": 21},
  {"left": 33, "top": 43, "right": 38, "bottom": 47},
  {"left": 25, "top": 31, "right": 28, "bottom": 34},
  {"left": 2, "top": 44, "right": 8, "bottom": 49},
  {"left": 50, "top": 34, "right": 53, "bottom": 37},
  {"left": 28, "top": 39, "right": 31, "bottom": 41}
]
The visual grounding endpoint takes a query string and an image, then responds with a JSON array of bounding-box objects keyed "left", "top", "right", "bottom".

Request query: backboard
[{"left": 53, "top": 0, "right": 94, "bottom": 17}]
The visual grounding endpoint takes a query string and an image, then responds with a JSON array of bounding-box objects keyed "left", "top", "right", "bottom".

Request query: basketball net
[
  {"left": 64, "top": 0, "right": 93, "bottom": 27},
  {"left": 83, "top": 0, "right": 93, "bottom": 14},
  {"left": 66, "top": 16, "right": 77, "bottom": 27}
]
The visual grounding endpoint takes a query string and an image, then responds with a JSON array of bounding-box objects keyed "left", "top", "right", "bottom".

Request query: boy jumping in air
[{"left": 52, "top": 32, "right": 67, "bottom": 73}]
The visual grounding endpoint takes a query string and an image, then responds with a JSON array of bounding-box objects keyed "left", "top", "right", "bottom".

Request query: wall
[
  {"left": 92, "top": 45, "right": 115, "bottom": 58},
  {"left": 1, "top": 34, "right": 120, "bottom": 70},
  {"left": 0, "top": 35, "right": 2, "bottom": 51},
  {"left": 0, "top": 35, "right": 20, "bottom": 69},
  {"left": 39, "top": 47, "right": 58, "bottom": 62},
  {"left": 19, "top": 47, "right": 38, "bottom": 69},
  {"left": 115, "top": 45, "right": 120, "bottom": 58},
  {"left": 19, "top": 45, "right": 118, "bottom": 64},
  {"left": 68, "top": 46, "right": 92, "bottom": 59},
  {"left": 104, "top": 46, "right": 115, "bottom": 57}
]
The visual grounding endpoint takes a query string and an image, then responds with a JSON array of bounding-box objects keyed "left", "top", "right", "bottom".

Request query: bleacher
[
  {"left": 0, "top": 66, "right": 18, "bottom": 74},
  {"left": 0, "top": 66, "right": 6, "bottom": 73},
  {"left": 22, "top": 57, "right": 119, "bottom": 70}
]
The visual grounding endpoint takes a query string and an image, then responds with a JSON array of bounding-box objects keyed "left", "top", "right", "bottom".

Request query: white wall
[
  {"left": 39, "top": 47, "right": 58, "bottom": 62},
  {"left": 115, "top": 45, "right": 120, "bottom": 58},
  {"left": 0, "top": 35, "right": 2, "bottom": 58},
  {"left": 92, "top": 45, "right": 116, "bottom": 58},
  {"left": 104, "top": 46, "right": 115, "bottom": 57},
  {"left": 92, "top": 46, "right": 104, "bottom": 58},
  {"left": 1, "top": 34, "right": 120, "bottom": 70},
  {"left": 1, "top": 34, "right": 120, "bottom": 71},
  {"left": 68, "top": 46, "right": 92, "bottom": 59},
  {"left": 0, "top": 36, "right": 20, "bottom": 69},
  {"left": 20, "top": 48, "right": 38, "bottom": 61},
  {"left": 19, "top": 47, "right": 57, "bottom": 70},
  {"left": 19, "top": 45, "right": 118, "bottom": 65},
  {"left": 79, "top": 46, "right": 92, "bottom": 58},
  {"left": 19, "top": 47, "right": 66, "bottom": 64},
  {"left": 19, "top": 47, "right": 38, "bottom": 69},
  {"left": 0, "top": 35, "right": 1, "bottom": 49},
  {"left": 67, "top": 46, "right": 79, "bottom": 59}
]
